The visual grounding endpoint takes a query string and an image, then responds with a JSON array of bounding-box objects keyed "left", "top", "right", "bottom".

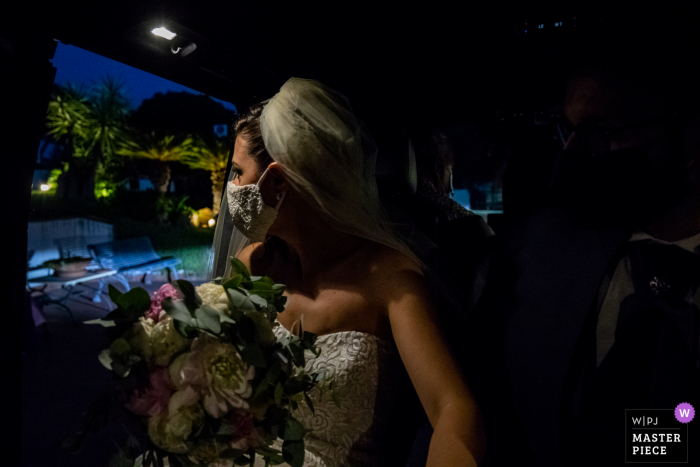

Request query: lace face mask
[{"left": 226, "top": 168, "right": 286, "bottom": 243}]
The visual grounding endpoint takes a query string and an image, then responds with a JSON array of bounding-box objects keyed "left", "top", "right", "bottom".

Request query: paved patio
[{"left": 22, "top": 277, "right": 205, "bottom": 467}]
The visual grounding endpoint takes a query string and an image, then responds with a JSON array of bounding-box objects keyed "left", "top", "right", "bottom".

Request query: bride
[{"left": 211, "top": 78, "right": 485, "bottom": 467}]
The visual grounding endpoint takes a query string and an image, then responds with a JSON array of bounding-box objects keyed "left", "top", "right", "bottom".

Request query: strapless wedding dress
[{"left": 261, "top": 323, "right": 403, "bottom": 467}]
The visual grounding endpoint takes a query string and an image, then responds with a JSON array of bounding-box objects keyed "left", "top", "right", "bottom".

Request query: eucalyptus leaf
[
  {"left": 303, "top": 392, "right": 315, "bottom": 414},
  {"left": 84, "top": 318, "right": 116, "bottom": 327},
  {"left": 222, "top": 275, "right": 243, "bottom": 290},
  {"left": 253, "top": 380, "right": 269, "bottom": 400},
  {"left": 249, "top": 294, "right": 269, "bottom": 308},
  {"left": 174, "top": 280, "right": 196, "bottom": 302},
  {"left": 228, "top": 289, "right": 256, "bottom": 314},
  {"left": 256, "top": 276, "right": 276, "bottom": 286},
  {"left": 216, "top": 422, "right": 237, "bottom": 435},
  {"left": 239, "top": 343, "right": 266, "bottom": 368},
  {"left": 174, "top": 319, "right": 196, "bottom": 338},
  {"left": 108, "top": 284, "right": 123, "bottom": 304},
  {"left": 115, "top": 288, "right": 152, "bottom": 317},
  {"left": 282, "top": 440, "right": 305, "bottom": 467},
  {"left": 282, "top": 417, "right": 305, "bottom": 441},
  {"left": 98, "top": 349, "right": 113, "bottom": 370},
  {"left": 245, "top": 310, "right": 276, "bottom": 345},
  {"left": 274, "top": 383, "right": 283, "bottom": 405},
  {"left": 300, "top": 332, "right": 317, "bottom": 349},
  {"left": 288, "top": 343, "right": 305, "bottom": 367},
  {"left": 111, "top": 360, "right": 131, "bottom": 378},
  {"left": 219, "top": 314, "right": 236, "bottom": 325},
  {"left": 254, "top": 446, "right": 285, "bottom": 464},
  {"left": 162, "top": 297, "right": 194, "bottom": 323},
  {"left": 109, "top": 338, "right": 131, "bottom": 357},
  {"left": 230, "top": 258, "right": 251, "bottom": 280},
  {"left": 195, "top": 305, "right": 221, "bottom": 334}
]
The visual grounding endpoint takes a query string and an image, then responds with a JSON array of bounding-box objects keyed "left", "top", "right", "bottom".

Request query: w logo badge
[{"left": 675, "top": 403, "right": 695, "bottom": 423}]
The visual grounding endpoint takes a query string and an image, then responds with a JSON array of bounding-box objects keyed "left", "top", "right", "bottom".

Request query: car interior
[{"left": 5, "top": 1, "right": 693, "bottom": 465}]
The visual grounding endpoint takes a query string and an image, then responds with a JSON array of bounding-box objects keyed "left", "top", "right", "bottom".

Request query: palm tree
[
  {"left": 45, "top": 79, "right": 131, "bottom": 201},
  {"left": 181, "top": 135, "right": 231, "bottom": 215},
  {"left": 118, "top": 132, "right": 193, "bottom": 194},
  {"left": 45, "top": 83, "right": 93, "bottom": 158},
  {"left": 88, "top": 78, "right": 131, "bottom": 162}
]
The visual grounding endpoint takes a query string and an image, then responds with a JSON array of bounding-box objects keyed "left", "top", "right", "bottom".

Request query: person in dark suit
[{"left": 464, "top": 46, "right": 700, "bottom": 466}]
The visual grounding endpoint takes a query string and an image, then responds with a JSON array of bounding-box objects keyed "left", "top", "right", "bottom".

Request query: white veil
[{"left": 259, "top": 78, "right": 419, "bottom": 264}]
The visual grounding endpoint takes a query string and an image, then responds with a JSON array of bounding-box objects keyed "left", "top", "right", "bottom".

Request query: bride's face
[
  {"left": 231, "top": 135, "right": 265, "bottom": 187},
  {"left": 230, "top": 135, "right": 284, "bottom": 211}
]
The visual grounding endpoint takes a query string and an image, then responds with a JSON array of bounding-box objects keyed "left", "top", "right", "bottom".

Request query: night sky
[{"left": 51, "top": 41, "right": 237, "bottom": 112}]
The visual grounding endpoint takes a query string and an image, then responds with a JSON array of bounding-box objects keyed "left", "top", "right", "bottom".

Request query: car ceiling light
[{"left": 152, "top": 27, "right": 176, "bottom": 40}]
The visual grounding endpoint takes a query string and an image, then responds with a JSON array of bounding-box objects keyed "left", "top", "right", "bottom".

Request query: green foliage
[
  {"left": 46, "top": 79, "right": 131, "bottom": 163},
  {"left": 45, "top": 79, "right": 131, "bottom": 203},
  {"left": 95, "top": 180, "right": 119, "bottom": 199},
  {"left": 180, "top": 136, "right": 230, "bottom": 173},
  {"left": 118, "top": 132, "right": 192, "bottom": 162}
]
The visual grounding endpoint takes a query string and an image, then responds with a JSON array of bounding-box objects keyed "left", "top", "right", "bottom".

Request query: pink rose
[
  {"left": 227, "top": 410, "right": 254, "bottom": 443},
  {"left": 125, "top": 368, "right": 174, "bottom": 417},
  {"left": 146, "top": 284, "right": 182, "bottom": 323}
]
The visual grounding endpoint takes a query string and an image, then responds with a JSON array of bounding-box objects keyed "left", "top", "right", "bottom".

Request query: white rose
[
  {"left": 195, "top": 283, "right": 229, "bottom": 315},
  {"left": 151, "top": 316, "right": 192, "bottom": 367}
]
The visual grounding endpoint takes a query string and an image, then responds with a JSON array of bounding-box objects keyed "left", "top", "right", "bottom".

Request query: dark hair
[
  {"left": 233, "top": 103, "right": 273, "bottom": 170},
  {"left": 411, "top": 128, "right": 454, "bottom": 194}
]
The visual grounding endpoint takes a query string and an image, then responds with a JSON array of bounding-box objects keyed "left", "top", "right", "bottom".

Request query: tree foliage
[
  {"left": 118, "top": 132, "right": 192, "bottom": 162},
  {"left": 46, "top": 78, "right": 131, "bottom": 163},
  {"left": 117, "top": 132, "right": 193, "bottom": 196},
  {"left": 45, "top": 79, "right": 131, "bottom": 202},
  {"left": 181, "top": 136, "right": 231, "bottom": 215},
  {"left": 128, "top": 91, "right": 235, "bottom": 139}
]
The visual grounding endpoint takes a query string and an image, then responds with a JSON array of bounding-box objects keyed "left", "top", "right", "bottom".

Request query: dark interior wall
[{"left": 2, "top": 26, "right": 57, "bottom": 449}]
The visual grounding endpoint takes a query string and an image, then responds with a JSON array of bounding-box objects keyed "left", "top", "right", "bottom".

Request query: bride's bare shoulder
[
  {"left": 367, "top": 243, "right": 423, "bottom": 278},
  {"left": 236, "top": 242, "right": 267, "bottom": 274}
]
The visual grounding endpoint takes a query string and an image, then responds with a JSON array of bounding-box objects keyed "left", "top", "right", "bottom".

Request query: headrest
[{"left": 374, "top": 125, "right": 417, "bottom": 200}]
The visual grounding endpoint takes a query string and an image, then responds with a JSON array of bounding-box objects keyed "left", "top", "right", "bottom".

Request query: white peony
[
  {"left": 151, "top": 316, "right": 192, "bottom": 367},
  {"left": 195, "top": 283, "right": 230, "bottom": 315}
]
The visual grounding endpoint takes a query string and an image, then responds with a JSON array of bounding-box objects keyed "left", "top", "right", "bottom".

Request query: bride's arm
[{"left": 383, "top": 262, "right": 486, "bottom": 467}]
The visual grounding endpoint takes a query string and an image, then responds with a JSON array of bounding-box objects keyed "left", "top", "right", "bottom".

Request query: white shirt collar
[{"left": 630, "top": 230, "right": 700, "bottom": 255}]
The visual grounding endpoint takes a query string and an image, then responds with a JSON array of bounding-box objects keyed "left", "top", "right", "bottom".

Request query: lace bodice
[{"left": 262, "top": 323, "right": 403, "bottom": 467}]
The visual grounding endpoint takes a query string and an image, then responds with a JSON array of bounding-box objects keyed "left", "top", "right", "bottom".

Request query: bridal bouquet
[{"left": 78, "top": 259, "right": 321, "bottom": 467}]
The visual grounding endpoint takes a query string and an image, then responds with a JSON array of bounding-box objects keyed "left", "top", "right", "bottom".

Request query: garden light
[
  {"left": 40, "top": 184, "right": 50, "bottom": 191},
  {"left": 208, "top": 219, "right": 215, "bottom": 227},
  {"left": 152, "top": 27, "right": 176, "bottom": 40}
]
